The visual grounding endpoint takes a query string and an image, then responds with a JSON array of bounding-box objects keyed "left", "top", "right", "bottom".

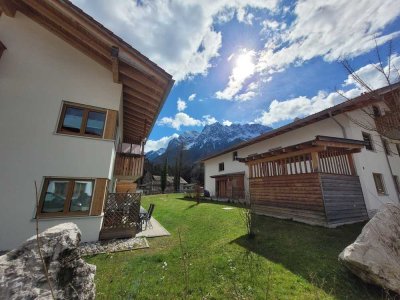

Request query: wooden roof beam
[
  {"left": 123, "top": 87, "right": 159, "bottom": 109},
  {"left": 123, "top": 103, "right": 155, "bottom": 121},
  {"left": 121, "top": 75, "right": 163, "bottom": 101},
  {"left": 123, "top": 92, "right": 158, "bottom": 112},
  {"left": 0, "top": 0, "right": 16, "bottom": 17}
]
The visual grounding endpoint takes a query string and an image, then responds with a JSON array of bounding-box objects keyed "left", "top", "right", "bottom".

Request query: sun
[{"left": 234, "top": 51, "right": 255, "bottom": 78}]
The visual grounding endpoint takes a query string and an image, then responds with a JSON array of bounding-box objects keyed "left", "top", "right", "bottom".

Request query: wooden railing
[
  {"left": 375, "top": 110, "right": 400, "bottom": 140},
  {"left": 114, "top": 153, "right": 144, "bottom": 180}
]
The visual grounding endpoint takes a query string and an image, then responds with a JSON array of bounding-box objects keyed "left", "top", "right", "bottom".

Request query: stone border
[{"left": 79, "top": 237, "right": 149, "bottom": 256}]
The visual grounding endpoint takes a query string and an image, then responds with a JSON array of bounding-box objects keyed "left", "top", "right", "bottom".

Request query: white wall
[
  {"left": 0, "top": 13, "right": 122, "bottom": 249},
  {"left": 204, "top": 109, "right": 400, "bottom": 215}
]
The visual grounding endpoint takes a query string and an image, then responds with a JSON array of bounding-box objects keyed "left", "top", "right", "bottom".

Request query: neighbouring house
[
  {"left": 0, "top": 0, "right": 173, "bottom": 250},
  {"left": 202, "top": 84, "right": 400, "bottom": 227},
  {"left": 140, "top": 172, "right": 188, "bottom": 194}
]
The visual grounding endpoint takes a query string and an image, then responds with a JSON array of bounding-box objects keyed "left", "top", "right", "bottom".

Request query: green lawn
[{"left": 86, "top": 194, "right": 385, "bottom": 299}]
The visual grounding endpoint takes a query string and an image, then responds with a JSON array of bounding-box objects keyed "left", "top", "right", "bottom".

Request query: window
[
  {"left": 394, "top": 176, "right": 400, "bottom": 194},
  {"left": 373, "top": 173, "right": 386, "bottom": 195},
  {"left": 372, "top": 105, "right": 381, "bottom": 117},
  {"left": 362, "top": 132, "right": 374, "bottom": 151},
  {"left": 233, "top": 151, "right": 238, "bottom": 161},
  {"left": 382, "top": 139, "right": 391, "bottom": 155},
  {"left": 219, "top": 162, "right": 224, "bottom": 172},
  {"left": 58, "top": 103, "right": 106, "bottom": 138},
  {"left": 39, "top": 178, "right": 94, "bottom": 217},
  {"left": 396, "top": 144, "right": 400, "bottom": 156}
]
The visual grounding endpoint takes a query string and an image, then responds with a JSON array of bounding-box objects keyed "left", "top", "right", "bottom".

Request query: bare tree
[{"left": 338, "top": 39, "right": 400, "bottom": 144}]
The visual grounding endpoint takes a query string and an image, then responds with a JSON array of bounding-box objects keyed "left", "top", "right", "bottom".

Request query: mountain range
[{"left": 146, "top": 122, "right": 272, "bottom": 167}]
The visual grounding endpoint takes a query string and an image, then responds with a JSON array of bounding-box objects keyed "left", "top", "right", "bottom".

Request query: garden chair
[{"left": 140, "top": 203, "right": 155, "bottom": 230}]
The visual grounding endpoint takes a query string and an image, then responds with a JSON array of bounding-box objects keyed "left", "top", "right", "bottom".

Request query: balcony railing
[
  {"left": 114, "top": 153, "right": 144, "bottom": 180},
  {"left": 375, "top": 111, "right": 400, "bottom": 140}
]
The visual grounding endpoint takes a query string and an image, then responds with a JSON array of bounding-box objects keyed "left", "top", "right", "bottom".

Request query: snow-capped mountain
[{"left": 146, "top": 122, "right": 271, "bottom": 166}]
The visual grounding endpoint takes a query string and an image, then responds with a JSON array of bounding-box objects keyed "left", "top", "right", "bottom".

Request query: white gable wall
[{"left": 0, "top": 13, "right": 122, "bottom": 249}]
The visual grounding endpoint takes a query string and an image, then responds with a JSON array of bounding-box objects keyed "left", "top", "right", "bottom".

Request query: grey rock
[
  {"left": 339, "top": 203, "right": 400, "bottom": 294},
  {"left": 0, "top": 223, "right": 96, "bottom": 299}
]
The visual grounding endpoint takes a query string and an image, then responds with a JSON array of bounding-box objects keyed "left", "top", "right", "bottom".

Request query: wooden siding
[
  {"left": 250, "top": 173, "right": 326, "bottom": 225},
  {"left": 90, "top": 178, "right": 108, "bottom": 216},
  {"left": 215, "top": 174, "right": 244, "bottom": 199},
  {"left": 114, "top": 153, "right": 144, "bottom": 180},
  {"left": 320, "top": 174, "right": 368, "bottom": 225}
]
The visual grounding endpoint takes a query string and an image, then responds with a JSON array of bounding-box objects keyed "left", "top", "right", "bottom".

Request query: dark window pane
[
  {"left": 62, "top": 107, "right": 83, "bottom": 133},
  {"left": 70, "top": 181, "right": 93, "bottom": 212},
  {"left": 85, "top": 111, "right": 106, "bottom": 136},
  {"left": 362, "top": 132, "right": 373, "bottom": 151},
  {"left": 373, "top": 173, "right": 386, "bottom": 195},
  {"left": 219, "top": 163, "right": 224, "bottom": 171},
  {"left": 42, "top": 180, "right": 68, "bottom": 213}
]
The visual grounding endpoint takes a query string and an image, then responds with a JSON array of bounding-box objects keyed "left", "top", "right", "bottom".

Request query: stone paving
[{"left": 79, "top": 237, "right": 149, "bottom": 256}]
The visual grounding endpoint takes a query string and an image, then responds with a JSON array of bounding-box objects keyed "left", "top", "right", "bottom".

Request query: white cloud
[
  {"left": 177, "top": 98, "right": 187, "bottom": 111},
  {"left": 256, "top": 0, "right": 400, "bottom": 76},
  {"left": 72, "top": 0, "right": 279, "bottom": 81},
  {"left": 236, "top": 7, "right": 254, "bottom": 25},
  {"left": 188, "top": 93, "right": 196, "bottom": 101},
  {"left": 145, "top": 133, "right": 179, "bottom": 152},
  {"left": 159, "top": 112, "right": 202, "bottom": 130},
  {"left": 234, "top": 91, "right": 256, "bottom": 101},
  {"left": 222, "top": 120, "right": 233, "bottom": 126},
  {"left": 202, "top": 115, "right": 218, "bottom": 125},
  {"left": 158, "top": 112, "right": 218, "bottom": 129},
  {"left": 215, "top": 49, "right": 256, "bottom": 100},
  {"left": 254, "top": 54, "right": 400, "bottom": 126},
  {"left": 254, "top": 88, "right": 360, "bottom": 126}
]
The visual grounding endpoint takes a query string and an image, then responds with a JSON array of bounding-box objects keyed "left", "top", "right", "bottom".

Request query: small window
[
  {"left": 58, "top": 103, "right": 106, "bottom": 138},
  {"left": 382, "top": 139, "right": 391, "bottom": 156},
  {"left": 372, "top": 105, "right": 381, "bottom": 117},
  {"left": 39, "top": 178, "right": 94, "bottom": 217},
  {"left": 233, "top": 151, "right": 238, "bottom": 161},
  {"left": 219, "top": 163, "right": 224, "bottom": 172},
  {"left": 396, "top": 144, "right": 400, "bottom": 156},
  {"left": 373, "top": 173, "right": 386, "bottom": 195},
  {"left": 394, "top": 176, "right": 400, "bottom": 194},
  {"left": 362, "top": 132, "right": 374, "bottom": 151}
]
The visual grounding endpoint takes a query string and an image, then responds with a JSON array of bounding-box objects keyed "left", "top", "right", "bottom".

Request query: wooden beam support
[
  {"left": 123, "top": 87, "right": 159, "bottom": 109},
  {"left": 0, "top": 0, "right": 16, "bottom": 17},
  {"left": 311, "top": 151, "right": 320, "bottom": 172},
  {"left": 111, "top": 46, "right": 119, "bottom": 83},
  {"left": 121, "top": 74, "right": 163, "bottom": 101}
]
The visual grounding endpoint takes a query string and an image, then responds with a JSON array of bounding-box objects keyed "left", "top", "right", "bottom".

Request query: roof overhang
[
  {"left": 1, "top": 0, "right": 174, "bottom": 144},
  {"left": 210, "top": 172, "right": 245, "bottom": 178},
  {"left": 238, "top": 136, "right": 366, "bottom": 163}
]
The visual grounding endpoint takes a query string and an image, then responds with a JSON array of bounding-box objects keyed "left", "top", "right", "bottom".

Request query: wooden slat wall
[
  {"left": 114, "top": 154, "right": 144, "bottom": 178},
  {"left": 320, "top": 174, "right": 369, "bottom": 226},
  {"left": 250, "top": 173, "right": 327, "bottom": 225}
]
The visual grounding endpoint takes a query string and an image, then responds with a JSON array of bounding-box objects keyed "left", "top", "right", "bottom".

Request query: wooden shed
[{"left": 238, "top": 136, "right": 369, "bottom": 227}]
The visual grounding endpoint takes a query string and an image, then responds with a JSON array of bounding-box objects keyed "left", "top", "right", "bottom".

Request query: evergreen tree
[{"left": 161, "top": 158, "right": 168, "bottom": 193}]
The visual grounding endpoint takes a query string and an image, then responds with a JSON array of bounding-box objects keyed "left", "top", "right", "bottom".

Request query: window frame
[
  {"left": 38, "top": 177, "right": 95, "bottom": 218},
  {"left": 362, "top": 132, "right": 374, "bottom": 151},
  {"left": 372, "top": 173, "right": 387, "bottom": 196},
  {"left": 233, "top": 151, "right": 238, "bottom": 161},
  {"left": 57, "top": 102, "right": 107, "bottom": 139},
  {"left": 219, "top": 162, "right": 225, "bottom": 172}
]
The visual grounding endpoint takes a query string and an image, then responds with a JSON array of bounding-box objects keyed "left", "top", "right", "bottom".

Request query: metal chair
[{"left": 140, "top": 204, "right": 155, "bottom": 230}]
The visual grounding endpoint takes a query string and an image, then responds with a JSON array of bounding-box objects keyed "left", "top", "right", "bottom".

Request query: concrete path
[{"left": 136, "top": 217, "right": 170, "bottom": 238}]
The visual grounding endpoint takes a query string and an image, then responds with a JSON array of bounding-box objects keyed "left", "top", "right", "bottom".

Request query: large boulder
[
  {"left": 339, "top": 203, "right": 400, "bottom": 294},
  {"left": 0, "top": 223, "right": 96, "bottom": 299}
]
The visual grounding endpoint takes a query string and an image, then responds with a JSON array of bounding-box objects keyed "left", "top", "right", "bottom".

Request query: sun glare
[{"left": 234, "top": 51, "right": 255, "bottom": 78}]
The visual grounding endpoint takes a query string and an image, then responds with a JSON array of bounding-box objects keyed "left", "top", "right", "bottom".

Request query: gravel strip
[{"left": 79, "top": 237, "right": 149, "bottom": 256}]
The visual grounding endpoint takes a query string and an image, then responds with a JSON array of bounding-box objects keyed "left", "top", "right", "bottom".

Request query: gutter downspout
[{"left": 329, "top": 112, "right": 347, "bottom": 138}]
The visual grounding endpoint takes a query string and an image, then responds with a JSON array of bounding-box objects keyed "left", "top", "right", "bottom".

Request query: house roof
[
  {"left": 238, "top": 135, "right": 366, "bottom": 163},
  {"left": 152, "top": 176, "right": 188, "bottom": 184},
  {"left": 201, "top": 83, "right": 400, "bottom": 162},
  {"left": 0, "top": 0, "right": 174, "bottom": 144}
]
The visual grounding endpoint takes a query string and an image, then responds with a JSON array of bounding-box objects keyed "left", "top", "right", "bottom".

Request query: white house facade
[
  {"left": 203, "top": 85, "right": 400, "bottom": 225},
  {"left": 0, "top": 1, "right": 173, "bottom": 250}
]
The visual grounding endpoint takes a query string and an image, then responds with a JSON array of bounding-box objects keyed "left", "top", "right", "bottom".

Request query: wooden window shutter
[
  {"left": 90, "top": 178, "right": 108, "bottom": 216},
  {"left": 103, "top": 110, "right": 118, "bottom": 140}
]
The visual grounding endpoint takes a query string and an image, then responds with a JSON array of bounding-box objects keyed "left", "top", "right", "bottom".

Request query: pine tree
[{"left": 161, "top": 158, "right": 168, "bottom": 193}]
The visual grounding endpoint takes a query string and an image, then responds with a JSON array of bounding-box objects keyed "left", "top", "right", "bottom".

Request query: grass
[{"left": 86, "top": 194, "right": 387, "bottom": 299}]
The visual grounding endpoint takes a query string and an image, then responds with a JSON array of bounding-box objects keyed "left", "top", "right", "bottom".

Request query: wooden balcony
[
  {"left": 375, "top": 111, "right": 400, "bottom": 140},
  {"left": 114, "top": 153, "right": 144, "bottom": 181}
]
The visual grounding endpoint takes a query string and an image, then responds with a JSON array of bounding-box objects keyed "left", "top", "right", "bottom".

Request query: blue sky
[{"left": 72, "top": 0, "right": 400, "bottom": 151}]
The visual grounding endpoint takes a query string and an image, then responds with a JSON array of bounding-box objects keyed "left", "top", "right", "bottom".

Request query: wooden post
[
  {"left": 311, "top": 152, "right": 320, "bottom": 173},
  {"left": 347, "top": 153, "right": 356, "bottom": 175}
]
